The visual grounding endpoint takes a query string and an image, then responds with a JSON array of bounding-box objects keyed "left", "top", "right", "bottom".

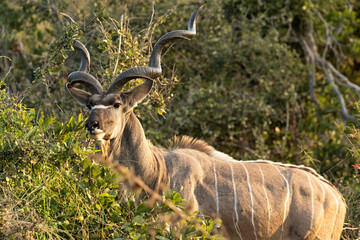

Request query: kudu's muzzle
[
  {"left": 85, "top": 120, "right": 99, "bottom": 132},
  {"left": 85, "top": 110, "right": 104, "bottom": 135}
]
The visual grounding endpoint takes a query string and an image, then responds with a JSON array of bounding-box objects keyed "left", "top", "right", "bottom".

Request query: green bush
[
  {"left": 0, "top": 85, "right": 220, "bottom": 239},
  {"left": 341, "top": 104, "right": 360, "bottom": 238}
]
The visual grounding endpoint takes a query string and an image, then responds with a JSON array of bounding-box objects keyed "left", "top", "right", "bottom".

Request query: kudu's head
[{"left": 64, "top": 8, "right": 202, "bottom": 145}]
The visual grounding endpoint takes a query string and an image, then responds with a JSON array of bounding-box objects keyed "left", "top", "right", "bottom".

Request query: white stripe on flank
[
  {"left": 306, "top": 174, "right": 314, "bottom": 229},
  {"left": 243, "top": 159, "right": 330, "bottom": 184},
  {"left": 314, "top": 181, "right": 325, "bottom": 237},
  {"left": 274, "top": 166, "right": 290, "bottom": 240},
  {"left": 327, "top": 184, "right": 339, "bottom": 238},
  {"left": 258, "top": 165, "right": 271, "bottom": 235},
  {"left": 320, "top": 181, "right": 325, "bottom": 206},
  {"left": 209, "top": 154, "right": 331, "bottom": 187},
  {"left": 229, "top": 163, "right": 243, "bottom": 240},
  {"left": 240, "top": 162, "right": 258, "bottom": 240},
  {"left": 213, "top": 162, "right": 219, "bottom": 216}
]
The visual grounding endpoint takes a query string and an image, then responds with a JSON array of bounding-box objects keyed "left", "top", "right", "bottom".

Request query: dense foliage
[
  {"left": 0, "top": 88, "right": 220, "bottom": 238},
  {"left": 1, "top": 0, "right": 360, "bottom": 238}
]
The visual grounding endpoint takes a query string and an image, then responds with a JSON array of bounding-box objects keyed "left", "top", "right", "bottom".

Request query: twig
[
  {"left": 314, "top": 10, "right": 331, "bottom": 59},
  {"left": 113, "top": 15, "right": 124, "bottom": 75},
  {"left": 321, "top": 62, "right": 355, "bottom": 121},
  {"left": 1, "top": 83, "right": 37, "bottom": 111},
  {"left": 82, "top": 0, "right": 111, "bottom": 30},
  {"left": 146, "top": 1, "right": 156, "bottom": 41},
  {"left": 96, "top": 18, "right": 108, "bottom": 40},
  {"left": 298, "top": 34, "right": 319, "bottom": 106},
  {"left": 281, "top": 102, "right": 290, "bottom": 151},
  {"left": 0, "top": 57, "right": 13, "bottom": 82},
  {"left": 327, "top": 61, "right": 360, "bottom": 97},
  {"left": 314, "top": 10, "right": 344, "bottom": 64}
]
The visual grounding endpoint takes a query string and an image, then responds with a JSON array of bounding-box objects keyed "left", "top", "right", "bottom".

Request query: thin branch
[
  {"left": 2, "top": 83, "right": 38, "bottom": 110},
  {"left": 314, "top": 10, "right": 331, "bottom": 59},
  {"left": 326, "top": 61, "right": 360, "bottom": 97},
  {"left": 82, "top": 0, "right": 111, "bottom": 29},
  {"left": 96, "top": 18, "right": 109, "bottom": 40},
  {"left": 308, "top": 62, "right": 319, "bottom": 106},
  {"left": 0, "top": 58, "right": 38, "bottom": 111},
  {"left": 142, "top": 0, "right": 156, "bottom": 47},
  {"left": 281, "top": 101, "right": 290, "bottom": 151},
  {"left": 311, "top": 11, "right": 360, "bottom": 96},
  {"left": 298, "top": 34, "right": 319, "bottom": 106},
  {"left": 313, "top": 52, "right": 360, "bottom": 101},
  {"left": 112, "top": 15, "right": 124, "bottom": 75},
  {"left": 314, "top": 10, "right": 344, "bottom": 63},
  {"left": 0, "top": 56, "right": 13, "bottom": 81},
  {"left": 321, "top": 63, "right": 355, "bottom": 121}
]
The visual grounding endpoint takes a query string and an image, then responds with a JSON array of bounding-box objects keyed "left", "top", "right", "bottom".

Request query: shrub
[{"left": 0, "top": 84, "right": 220, "bottom": 239}]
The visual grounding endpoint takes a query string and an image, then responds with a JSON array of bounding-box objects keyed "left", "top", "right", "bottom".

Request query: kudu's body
[{"left": 63, "top": 8, "right": 346, "bottom": 240}]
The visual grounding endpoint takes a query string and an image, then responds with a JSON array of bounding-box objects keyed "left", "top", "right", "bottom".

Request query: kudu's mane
[{"left": 168, "top": 135, "right": 214, "bottom": 155}]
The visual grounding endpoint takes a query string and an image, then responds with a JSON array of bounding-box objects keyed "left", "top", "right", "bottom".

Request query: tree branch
[
  {"left": 297, "top": 10, "right": 359, "bottom": 121},
  {"left": 321, "top": 62, "right": 355, "bottom": 121},
  {"left": 298, "top": 34, "right": 319, "bottom": 106},
  {"left": 111, "top": 15, "right": 124, "bottom": 75}
]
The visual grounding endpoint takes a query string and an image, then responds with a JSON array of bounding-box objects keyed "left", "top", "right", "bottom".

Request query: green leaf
[
  {"left": 133, "top": 234, "right": 141, "bottom": 240},
  {"left": 99, "top": 192, "right": 112, "bottom": 198},
  {"left": 44, "top": 117, "right": 55, "bottom": 128},
  {"left": 131, "top": 215, "right": 143, "bottom": 224},
  {"left": 54, "top": 122, "right": 63, "bottom": 135},
  {"left": 25, "top": 127, "right": 37, "bottom": 139}
]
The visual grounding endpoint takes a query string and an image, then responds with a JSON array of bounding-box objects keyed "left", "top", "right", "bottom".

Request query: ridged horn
[
  {"left": 72, "top": 40, "right": 91, "bottom": 73},
  {"left": 61, "top": 13, "right": 103, "bottom": 94},
  {"left": 106, "top": 6, "right": 203, "bottom": 94},
  {"left": 67, "top": 71, "right": 103, "bottom": 94}
]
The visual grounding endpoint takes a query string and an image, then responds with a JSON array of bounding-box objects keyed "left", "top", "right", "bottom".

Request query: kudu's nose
[{"left": 85, "top": 121, "right": 99, "bottom": 131}]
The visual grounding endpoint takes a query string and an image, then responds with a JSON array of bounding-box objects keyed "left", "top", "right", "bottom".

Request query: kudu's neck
[{"left": 106, "top": 112, "right": 167, "bottom": 192}]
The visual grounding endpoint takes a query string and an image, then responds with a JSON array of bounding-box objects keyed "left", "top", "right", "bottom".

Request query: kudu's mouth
[{"left": 86, "top": 127, "right": 106, "bottom": 140}]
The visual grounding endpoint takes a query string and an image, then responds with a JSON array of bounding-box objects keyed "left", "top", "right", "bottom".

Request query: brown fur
[{"left": 242, "top": 160, "right": 346, "bottom": 204}]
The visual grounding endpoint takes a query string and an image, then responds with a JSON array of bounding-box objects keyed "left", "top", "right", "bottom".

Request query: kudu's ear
[
  {"left": 66, "top": 83, "right": 91, "bottom": 107},
  {"left": 125, "top": 80, "right": 153, "bottom": 110}
]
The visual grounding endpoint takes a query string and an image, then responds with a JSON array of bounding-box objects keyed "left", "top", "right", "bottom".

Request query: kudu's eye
[
  {"left": 87, "top": 104, "right": 93, "bottom": 110},
  {"left": 113, "top": 103, "right": 121, "bottom": 109}
]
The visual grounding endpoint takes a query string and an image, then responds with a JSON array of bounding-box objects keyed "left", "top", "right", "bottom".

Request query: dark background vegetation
[{"left": 1, "top": 0, "right": 360, "bottom": 238}]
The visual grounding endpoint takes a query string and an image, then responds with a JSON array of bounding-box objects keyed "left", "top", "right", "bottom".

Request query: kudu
[{"left": 64, "top": 8, "right": 346, "bottom": 240}]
